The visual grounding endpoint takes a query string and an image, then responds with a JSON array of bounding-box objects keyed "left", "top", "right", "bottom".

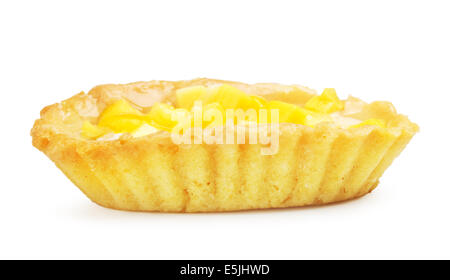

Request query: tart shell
[{"left": 31, "top": 78, "right": 419, "bottom": 212}]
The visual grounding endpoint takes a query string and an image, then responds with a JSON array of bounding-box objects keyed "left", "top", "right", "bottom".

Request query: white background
[{"left": 1, "top": 0, "right": 449, "bottom": 260}]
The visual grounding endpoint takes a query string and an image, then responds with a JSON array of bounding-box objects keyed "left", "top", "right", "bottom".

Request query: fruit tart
[{"left": 31, "top": 78, "right": 418, "bottom": 212}]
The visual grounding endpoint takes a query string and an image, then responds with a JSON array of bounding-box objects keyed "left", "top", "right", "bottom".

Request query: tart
[{"left": 31, "top": 78, "right": 418, "bottom": 212}]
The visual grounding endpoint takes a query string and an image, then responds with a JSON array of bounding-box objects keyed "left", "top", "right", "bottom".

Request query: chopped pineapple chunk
[
  {"left": 99, "top": 115, "right": 145, "bottom": 133},
  {"left": 208, "top": 84, "right": 262, "bottom": 110},
  {"left": 265, "top": 100, "right": 331, "bottom": 127},
  {"left": 146, "top": 103, "right": 177, "bottom": 129},
  {"left": 98, "top": 99, "right": 142, "bottom": 126},
  {"left": 176, "top": 85, "right": 208, "bottom": 109},
  {"left": 266, "top": 100, "right": 315, "bottom": 124},
  {"left": 146, "top": 103, "right": 191, "bottom": 131},
  {"left": 305, "top": 88, "right": 344, "bottom": 113},
  {"left": 81, "top": 121, "right": 110, "bottom": 139},
  {"left": 208, "top": 84, "right": 243, "bottom": 109},
  {"left": 250, "top": 95, "right": 268, "bottom": 107},
  {"left": 266, "top": 101, "right": 300, "bottom": 123},
  {"left": 351, "top": 118, "right": 386, "bottom": 128},
  {"left": 290, "top": 108, "right": 315, "bottom": 125}
]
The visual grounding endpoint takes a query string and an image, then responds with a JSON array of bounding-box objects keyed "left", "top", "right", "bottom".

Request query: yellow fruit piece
[
  {"left": 250, "top": 95, "right": 268, "bottom": 107},
  {"left": 208, "top": 84, "right": 261, "bottom": 110},
  {"left": 146, "top": 103, "right": 177, "bottom": 129},
  {"left": 81, "top": 121, "right": 110, "bottom": 139},
  {"left": 146, "top": 103, "right": 192, "bottom": 131},
  {"left": 98, "top": 99, "right": 142, "bottom": 126},
  {"left": 351, "top": 118, "right": 386, "bottom": 128},
  {"left": 208, "top": 84, "right": 242, "bottom": 109},
  {"left": 264, "top": 100, "right": 331, "bottom": 126},
  {"left": 240, "top": 95, "right": 265, "bottom": 110},
  {"left": 176, "top": 84, "right": 266, "bottom": 111},
  {"left": 132, "top": 123, "right": 160, "bottom": 138},
  {"left": 266, "top": 100, "right": 311, "bottom": 124},
  {"left": 99, "top": 115, "right": 145, "bottom": 133},
  {"left": 305, "top": 88, "right": 344, "bottom": 113},
  {"left": 96, "top": 99, "right": 145, "bottom": 133},
  {"left": 266, "top": 101, "right": 298, "bottom": 122},
  {"left": 176, "top": 85, "right": 207, "bottom": 109},
  {"left": 288, "top": 107, "right": 331, "bottom": 127}
]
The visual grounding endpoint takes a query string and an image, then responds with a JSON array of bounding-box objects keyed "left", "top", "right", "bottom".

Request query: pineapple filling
[{"left": 81, "top": 84, "right": 386, "bottom": 140}]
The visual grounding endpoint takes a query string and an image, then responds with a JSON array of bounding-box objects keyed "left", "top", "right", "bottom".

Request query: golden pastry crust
[{"left": 31, "top": 78, "right": 419, "bottom": 212}]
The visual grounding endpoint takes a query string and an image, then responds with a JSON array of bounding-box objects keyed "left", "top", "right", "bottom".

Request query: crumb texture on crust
[{"left": 31, "top": 78, "right": 419, "bottom": 212}]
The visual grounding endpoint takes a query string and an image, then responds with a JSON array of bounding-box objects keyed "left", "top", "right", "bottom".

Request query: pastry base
[{"left": 31, "top": 78, "right": 418, "bottom": 212}]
